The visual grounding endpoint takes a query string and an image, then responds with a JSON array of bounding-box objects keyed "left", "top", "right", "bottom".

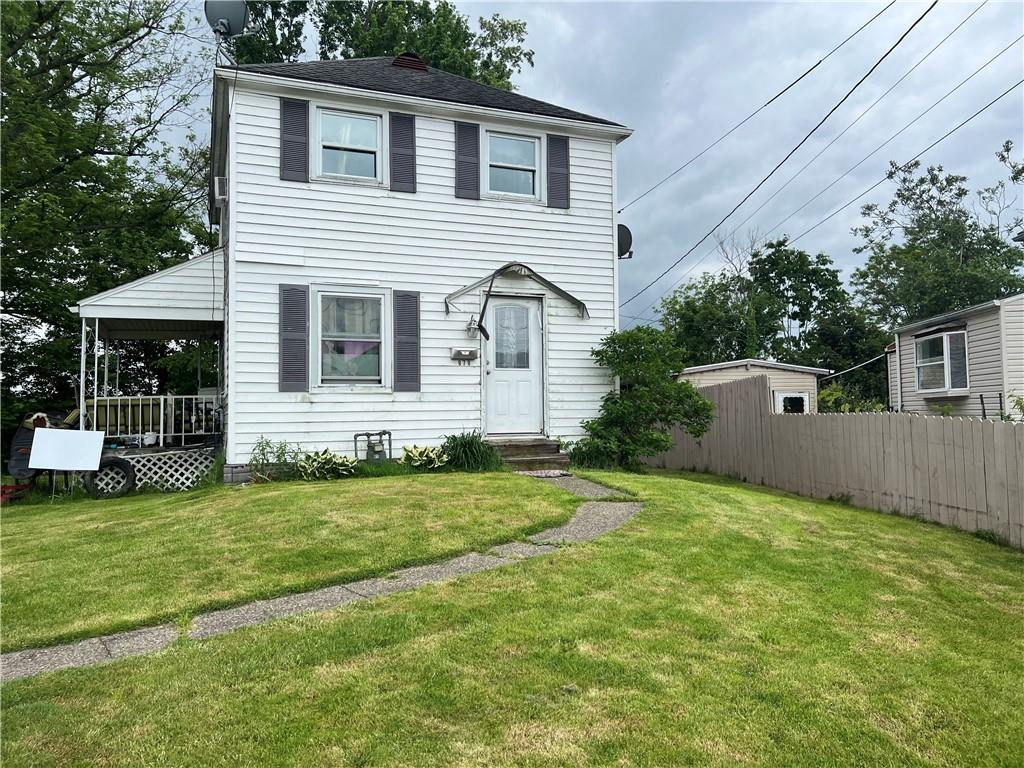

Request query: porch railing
[{"left": 89, "top": 395, "right": 221, "bottom": 446}]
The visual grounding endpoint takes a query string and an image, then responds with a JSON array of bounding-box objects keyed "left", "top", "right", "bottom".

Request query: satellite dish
[
  {"left": 205, "top": 0, "right": 249, "bottom": 38},
  {"left": 617, "top": 223, "right": 633, "bottom": 259}
]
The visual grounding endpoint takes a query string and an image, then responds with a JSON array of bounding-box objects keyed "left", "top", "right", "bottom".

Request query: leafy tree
[
  {"left": 792, "top": 302, "right": 890, "bottom": 405},
  {"left": 571, "top": 327, "right": 715, "bottom": 470},
  {"left": 228, "top": 1, "right": 308, "bottom": 64},
  {"left": 748, "top": 238, "right": 845, "bottom": 358},
  {"left": 313, "top": 0, "right": 533, "bottom": 89},
  {"left": 1, "top": 0, "right": 214, "bottom": 447},
  {"left": 658, "top": 273, "right": 779, "bottom": 365},
  {"left": 851, "top": 147, "right": 1024, "bottom": 328}
]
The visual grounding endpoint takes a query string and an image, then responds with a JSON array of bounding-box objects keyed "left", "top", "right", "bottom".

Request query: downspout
[{"left": 894, "top": 332, "right": 902, "bottom": 412}]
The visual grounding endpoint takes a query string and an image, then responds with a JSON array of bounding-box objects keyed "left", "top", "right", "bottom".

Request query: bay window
[{"left": 915, "top": 330, "right": 968, "bottom": 392}]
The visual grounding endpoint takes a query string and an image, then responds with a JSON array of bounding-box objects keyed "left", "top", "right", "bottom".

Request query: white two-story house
[{"left": 73, "top": 53, "right": 632, "bottom": 480}]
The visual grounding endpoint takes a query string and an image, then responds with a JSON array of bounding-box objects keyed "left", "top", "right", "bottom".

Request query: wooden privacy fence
[{"left": 651, "top": 376, "right": 1024, "bottom": 549}]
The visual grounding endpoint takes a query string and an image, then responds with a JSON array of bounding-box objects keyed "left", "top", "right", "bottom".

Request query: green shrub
[
  {"left": 248, "top": 436, "right": 302, "bottom": 482},
  {"left": 564, "top": 438, "right": 617, "bottom": 469},
  {"left": 579, "top": 327, "right": 715, "bottom": 470},
  {"left": 400, "top": 445, "right": 449, "bottom": 470},
  {"left": 818, "top": 382, "right": 885, "bottom": 413},
  {"left": 296, "top": 450, "right": 357, "bottom": 481},
  {"left": 441, "top": 431, "right": 504, "bottom": 472}
]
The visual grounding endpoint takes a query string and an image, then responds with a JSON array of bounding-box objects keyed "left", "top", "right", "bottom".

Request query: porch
[{"left": 71, "top": 250, "right": 225, "bottom": 454}]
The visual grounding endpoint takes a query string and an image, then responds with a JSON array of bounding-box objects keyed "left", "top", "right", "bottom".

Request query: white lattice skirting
[{"left": 125, "top": 449, "right": 216, "bottom": 491}]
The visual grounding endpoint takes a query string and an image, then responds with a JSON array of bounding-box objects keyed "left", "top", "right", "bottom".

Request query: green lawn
[
  {"left": 0, "top": 473, "right": 577, "bottom": 652},
  {"left": 3, "top": 470, "right": 1023, "bottom": 767}
]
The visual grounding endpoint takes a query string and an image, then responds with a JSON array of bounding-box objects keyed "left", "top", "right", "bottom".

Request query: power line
[
  {"left": 820, "top": 353, "right": 887, "bottom": 381},
  {"left": 625, "top": 78, "right": 1024, "bottom": 331},
  {"left": 619, "top": 0, "right": 938, "bottom": 308},
  {"left": 770, "top": 33, "right": 1022, "bottom": 238},
  {"left": 616, "top": 1, "right": 896, "bottom": 214},
  {"left": 723, "top": 1, "right": 988, "bottom": 246},
  {"left": 788, "top": 78, "right": 1024, "bottom": 244},
  {"left": 626, "top": 17, "right": 1015, "bottom": 326}
]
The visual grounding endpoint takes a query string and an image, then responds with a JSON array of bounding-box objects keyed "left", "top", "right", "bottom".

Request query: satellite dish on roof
[
  {"left": 617, "top": 223, "right": 633, "bottom": 260},
  {"left": 204, "top": 0, "right": 249, "bottom": 39}
]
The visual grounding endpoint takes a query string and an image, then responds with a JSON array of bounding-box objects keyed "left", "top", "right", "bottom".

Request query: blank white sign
[{"left": 29, "top": 429, "right": 105, "bottom": 471}]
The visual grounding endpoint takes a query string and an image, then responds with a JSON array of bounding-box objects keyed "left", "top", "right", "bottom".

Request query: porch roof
[{"left": 72, "top": 250, "right": 224, "bottom": 339}]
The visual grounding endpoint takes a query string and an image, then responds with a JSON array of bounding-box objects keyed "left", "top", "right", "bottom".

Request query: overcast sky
[{"left": 194, "top": 1, "right": 1024, "bottom": 327}]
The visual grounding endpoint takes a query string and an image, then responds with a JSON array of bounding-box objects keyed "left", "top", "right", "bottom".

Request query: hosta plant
[
  {"left": 401, "top": 445, "right": 449, "bottom": 471},
  {"left": 296, "top": 450, "right": 357, "bottom": 481}
]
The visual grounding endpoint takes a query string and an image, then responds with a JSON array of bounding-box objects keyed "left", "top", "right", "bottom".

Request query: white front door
[{"left": 485, "top": 297, "right": 544, "bottom": 435}]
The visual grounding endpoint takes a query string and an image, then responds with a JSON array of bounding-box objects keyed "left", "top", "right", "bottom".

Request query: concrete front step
[
  {"left": 504, "top": 453, "right": 570, "bottom": 471},
  {"left": 487, "top": 438, "right": 561, "bottom": 459}
]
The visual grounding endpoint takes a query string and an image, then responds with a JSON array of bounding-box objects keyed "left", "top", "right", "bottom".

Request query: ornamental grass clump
[
  {"left": 400, "top": 445, "right": 449, "bottom": 471},
  {"left": 441, "top": 431, "right": 504, "bottom": 472}
]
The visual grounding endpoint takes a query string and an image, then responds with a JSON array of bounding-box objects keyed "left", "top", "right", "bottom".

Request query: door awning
[{"left": 444, "top": 262, "right": 589, "bottom": 319}]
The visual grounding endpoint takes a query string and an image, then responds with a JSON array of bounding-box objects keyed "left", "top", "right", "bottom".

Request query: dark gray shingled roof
[{"left": 234, "top": 56, "right": 624, "bottom": 128}]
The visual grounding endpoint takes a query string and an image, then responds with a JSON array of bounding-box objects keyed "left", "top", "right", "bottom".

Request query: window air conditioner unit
[{"left": 213, "top": 176, "right": 228, "bottom": 206}]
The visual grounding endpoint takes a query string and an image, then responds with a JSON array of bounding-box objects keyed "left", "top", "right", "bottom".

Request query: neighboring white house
[
  {"left": 73, "top": 53, "right": 633, "bottom": 478},
  {"left": 885, "top": 292, "right": 1024, "bottom": 419},
  {"left": 678, "top": 359, "right": 830, "bottom": 414}
]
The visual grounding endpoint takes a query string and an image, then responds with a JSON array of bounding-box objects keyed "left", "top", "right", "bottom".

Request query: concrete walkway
[{"left": 1, "top": 475, "right": 640, "bottom": 683}]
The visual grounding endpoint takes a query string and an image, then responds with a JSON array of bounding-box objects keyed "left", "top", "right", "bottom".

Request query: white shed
[{"left": 678, "top": 359, "right": 831, "bottom": 413}]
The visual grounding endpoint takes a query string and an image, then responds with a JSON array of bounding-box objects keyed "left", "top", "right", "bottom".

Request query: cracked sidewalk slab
[
  {"left": 2, "top": 476, "right": 641, "bottom": 682},
  {"left": 2, "top": 624, "right": 179, "bottom": 682}
]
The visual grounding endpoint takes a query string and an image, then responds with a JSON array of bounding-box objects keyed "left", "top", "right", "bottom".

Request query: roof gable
[
  {"left": 682, "top": 359, "right": 831, "bottom": 376},
  {"left": 233, "top": 57, "right": 623, "bottom": 128}
]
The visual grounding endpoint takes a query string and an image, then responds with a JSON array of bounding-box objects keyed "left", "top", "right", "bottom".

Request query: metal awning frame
[{"left": 444, "top": 262, "right": 590, "bottom": 320}]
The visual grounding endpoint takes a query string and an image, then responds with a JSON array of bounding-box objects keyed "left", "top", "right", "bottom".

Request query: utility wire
[
  {"left": 626, "top": 16, "right": 1013, "bottom": 326},
  {"left": 623, "top": 79, "right": 1024, "bottom": 330},
  {"left": 771, "top": 33, "right": 1022, "bottom": 238},
  {"left": 788, "top": 78, "right": 1024, "bottom": 244},
  {"left": 820, "top": 353, "right": 887, "bottom": 381},
  {"left": 722, "top": 1, "right": 987, "bottom": 246},
  {"left": 620, "top": 0, "right": 938, "bottom": 308},
  {"left": 617, "top": 1, "right": 896, "bottom": 214}
]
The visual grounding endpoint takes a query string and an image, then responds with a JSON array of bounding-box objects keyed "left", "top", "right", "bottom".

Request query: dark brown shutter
[
  {"left": 393, "top": 291, "right": 421, "bottom": 392},
  {"left": 389, "top": 112, "right": 417, "bottom": 193},
  {"left": 454, "top": 121, "right": 480, "bottom": 200},
  {"left": 279, "top": 284, "right": 309, "bottom": 392},
  {"left": 280, "top": 98, "right": 309, "bottom": 182},
  {"left": 547, "top": 134, "right": 570, "bottom": 209}
]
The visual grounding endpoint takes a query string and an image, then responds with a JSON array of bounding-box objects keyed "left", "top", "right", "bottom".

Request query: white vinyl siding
[
  {"left": 78, "top": 251, "right": 223, "bottom": 321},
  {"left": 224, "top": 86, "right": 616, "bottom": 463},
  {"left": 896, "top": 307, "right": 1004, "bottom": 417},
  {"left": 1003, "top": 295, "right": 1024, "bottom": 416}
]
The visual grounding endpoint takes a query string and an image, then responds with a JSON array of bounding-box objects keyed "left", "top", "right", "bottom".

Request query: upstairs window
[
  {"left": 486, "top": 133, "right": 539, "bottom": 197},
  {"left": 319, "top": 109, "right": 380, "bottom": 180},
  {"left": 915, "top": 330, "right": 968, "bottom": 392}
]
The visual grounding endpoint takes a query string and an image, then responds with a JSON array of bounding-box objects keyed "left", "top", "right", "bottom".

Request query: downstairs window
[{"left": 319, "top": 293, "right": 384, "bottom": 385}]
